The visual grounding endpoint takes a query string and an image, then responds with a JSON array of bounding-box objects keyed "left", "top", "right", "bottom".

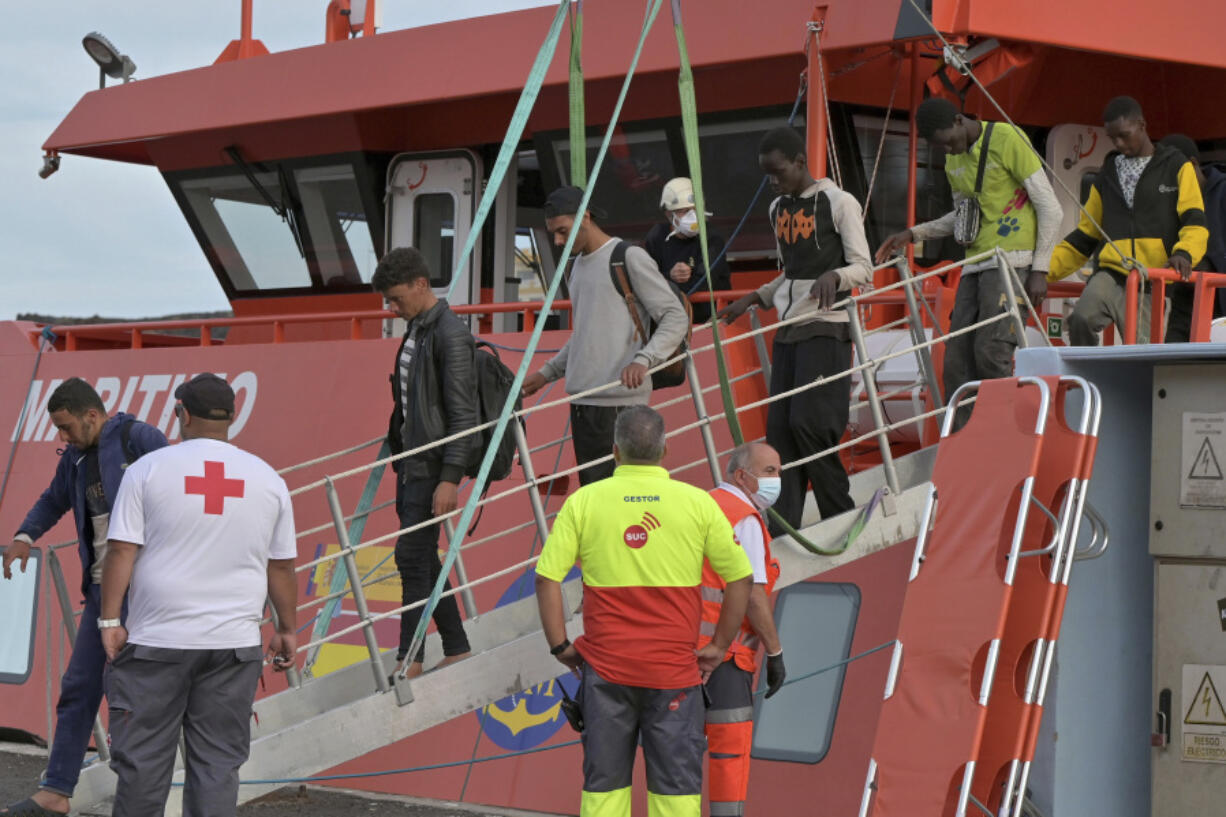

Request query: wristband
[
  {"left": 550, "top": 638, "right": 571, "bottom": 656},
  {"left": 766, "top": 648, "right": 783, "bottom": 658},
  {"left": 97, "top": 618, "right": 122, "bottom": 629}
]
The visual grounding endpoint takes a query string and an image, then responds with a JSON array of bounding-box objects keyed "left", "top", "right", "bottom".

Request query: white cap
[{"left": 660, "top": 177, "right": 695, "bottom": 211}]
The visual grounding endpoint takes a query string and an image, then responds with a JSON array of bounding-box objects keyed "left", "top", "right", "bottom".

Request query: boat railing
[
  {"left": 1122, "top": 267, "right": 1226, "bottom": 344},
  {"left": 278, "top": 249, "right": 1041, "bottom": 692}
]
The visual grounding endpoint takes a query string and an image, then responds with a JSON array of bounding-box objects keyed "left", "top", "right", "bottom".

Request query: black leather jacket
[{"left": 387, "top": 300, "right": 477, "bottom": 484}]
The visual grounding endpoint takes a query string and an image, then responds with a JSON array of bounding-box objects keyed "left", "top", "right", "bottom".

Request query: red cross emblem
[{"left": 184, "top": 461, "right": 245, "bottom": 515}]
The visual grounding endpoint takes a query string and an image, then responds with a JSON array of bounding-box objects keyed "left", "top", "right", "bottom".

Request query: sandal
[{"left": 1, "top": 798, "right": 68, "bottom": 817}]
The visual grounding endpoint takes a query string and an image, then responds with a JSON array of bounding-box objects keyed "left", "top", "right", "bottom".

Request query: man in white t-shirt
[{"left": 98, "top": 373, "right": 297, "bottom": 817}]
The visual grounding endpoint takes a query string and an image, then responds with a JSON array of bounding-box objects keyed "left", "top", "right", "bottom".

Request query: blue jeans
[{"left": 41, "top": 585, "right": 116, "bottom": 797}]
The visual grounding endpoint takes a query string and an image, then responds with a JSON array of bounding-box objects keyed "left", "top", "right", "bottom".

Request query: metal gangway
[{"left": 41, "top": 251, "right": 1068, "bottom": 815}]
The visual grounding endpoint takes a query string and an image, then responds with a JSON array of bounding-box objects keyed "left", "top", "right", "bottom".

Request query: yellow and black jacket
[{"left": 1049, "top": 143, "right": 1208, "bottom": 280}]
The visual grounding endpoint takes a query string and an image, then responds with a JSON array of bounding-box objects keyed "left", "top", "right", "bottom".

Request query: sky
[{"left": 0, "top": 1, "right": 554, "bottom": 320}]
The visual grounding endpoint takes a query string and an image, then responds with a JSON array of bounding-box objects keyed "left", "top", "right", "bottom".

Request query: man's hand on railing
[
  {"left": 717, "top": 292, "right": 764, "bottom": 325},
  {"left": 1170, "top": 254, "right": 1193, "bottom": 281},
  {"left": 874, "top": 229, "right": 914, "bottom": 265},
  {"left": 809, "top": 270, "right": 840, "bottom": 311},
  {"left": 433, "top": 481, "right": 459, "bottom": 517},
  {"left": 1025, "top": 270, "right": 1049, "bottom": 311},
  {"left": 522, "top": 371, "right": 547, "bottom": 396},
  {"left": 2, "top": 539, "right": 31, "bottom": 579},
  {"left": 620, "top": 362, "right": 648, "bottom": 389}
]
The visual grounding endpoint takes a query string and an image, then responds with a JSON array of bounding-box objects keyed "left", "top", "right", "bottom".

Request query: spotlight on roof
[
  {"left": 82, "top": 32, "right": 136, "bottom": 89},
  {"left": 38, "top": 153, "right": 60, "bottom": 180}
]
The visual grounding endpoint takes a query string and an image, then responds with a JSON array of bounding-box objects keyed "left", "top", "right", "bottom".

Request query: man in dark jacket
[
  {"left": 644, "top": 176, "right": 732, "bottom": 324},
  {"left": 1049, "top": 96, "right": 1208, "bottom": 345},
  {"left": 2, "top": 378, "right": 166, "bottom": 816},
  {"left": 1157, "top": 134, "right": 1226, "bottom": 342},
  {"left": 374, "top": 247, "right": 475, "bottom": 679}
]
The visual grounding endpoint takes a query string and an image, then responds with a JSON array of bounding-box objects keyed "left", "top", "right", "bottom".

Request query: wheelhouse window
[
  {"left": 293, "top": 164, "right": 378, "bottom": 287},
  {"left": 751, "top": 582, "right": 860, "bottom": 763},
  {"left": 180, "top": 172, "right": 311, "bottom": 291},
  {"left": 166, "top": 153, "right": 388, "bottom": 298}
]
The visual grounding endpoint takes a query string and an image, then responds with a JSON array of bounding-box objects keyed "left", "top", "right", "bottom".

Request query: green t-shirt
[{"left": 944, "top": 122, "right": 1042, "bottom": 256}]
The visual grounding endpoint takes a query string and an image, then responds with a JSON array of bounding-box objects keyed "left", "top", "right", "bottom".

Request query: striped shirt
[{"left": 398, "top": 325, "right": 419, "bottom": 434}]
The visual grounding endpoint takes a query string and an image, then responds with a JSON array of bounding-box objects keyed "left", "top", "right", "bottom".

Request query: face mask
[
  {"left": 670, "top": 209, "right": 700, "bottom": 238},
  {"left": 751, "top": 476, "right": 782, "bottom": 509}
]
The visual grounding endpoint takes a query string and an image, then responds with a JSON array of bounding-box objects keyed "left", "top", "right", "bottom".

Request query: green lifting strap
[
  {"left": 670, "top": 0, "right": 857, "bottom": 556},
  {"left": 406, "top": 0, "right": 668, "bottom": 666},
  {"left": 305, "top": 441, "right": 391, "bottom": 673},
  {"left": 568, "top": 0, "right": 587, "bottom": 187},
  {"left": 445, "top": 0, "right": 571, "bottom": 302}
]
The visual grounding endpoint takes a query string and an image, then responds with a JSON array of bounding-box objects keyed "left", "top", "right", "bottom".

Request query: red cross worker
[{"left": 97, "top": 373, "right": 298, "bottom": 817}]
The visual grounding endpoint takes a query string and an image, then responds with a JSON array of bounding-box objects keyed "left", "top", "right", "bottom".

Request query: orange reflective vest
[{"left": 698, "top": 486, "right": 780, "bottom": 673}]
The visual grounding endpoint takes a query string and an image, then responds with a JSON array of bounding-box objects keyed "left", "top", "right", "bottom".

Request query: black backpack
[{"left": 464, "top": 341, "right": 523, "bottom": 483}]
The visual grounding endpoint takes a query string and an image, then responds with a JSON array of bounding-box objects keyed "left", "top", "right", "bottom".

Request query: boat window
[
  {"left": 751, "top": 581, "right": 860, "bottom": 764},
  {"left": 414, "top": 192, "right": 457, "bottom": 288},
  {"left": 293, "top": 164, "right": 378, "bottom": 286},
  {"left": 540, "top": 110, "right": 798, "bottom": 263},
  {"left": 180, "top": 172, "right": 312, "bottom": 291},
  {"left": 0, "top": 547, "right": 41, "bottom": 685},
  {"left": 695, "top": 116, "right": 792, "bottom": 256},
  {"left": 553, "top": 128, "right": 677, "bottom": 240},
  {"left": 166, "top": 153, "right": 388, "bottom": 298},
  {"left": 853, "top": 113, "right": 955, "bottom": 266}
]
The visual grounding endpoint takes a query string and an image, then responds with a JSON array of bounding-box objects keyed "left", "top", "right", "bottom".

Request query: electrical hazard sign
[
  {"left": 1182, "top": 665, "right": 1226, "bottom": 764},
  {"left": 1180, "top": 413, "right": 1226, "bottom": 509}
]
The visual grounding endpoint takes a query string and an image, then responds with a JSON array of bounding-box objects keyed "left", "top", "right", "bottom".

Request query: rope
[
  {"left": 671, "top": 0, "right": 743, "bottom": 448},
  {"left": 861, "top": 55, "right": 903, "bottom": 223},
  {"left": 189, "top": 639, "right": 898, "bottom": 787},
  {"left": 0, "top": 327, "right": 56, "bottom": 515},
  {"left": 568, "top": 0, "right": 587, "bottom": 188},
  {"left": 444, "top": 0, "right": 571, "bottom": 301},
  {"left": 401, "top": 0, "right": 669, "bottom": 676}
]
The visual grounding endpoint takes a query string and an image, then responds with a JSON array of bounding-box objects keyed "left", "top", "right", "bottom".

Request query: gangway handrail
[
  {"left": 288, "top": 286, "right": 1015, "bottom": 570},
  {"left": 285, "top": 271, "right": 1022, "bottom": 643},
  {"left": 287, "top": 251, "right": 993, "bottom": 497}
]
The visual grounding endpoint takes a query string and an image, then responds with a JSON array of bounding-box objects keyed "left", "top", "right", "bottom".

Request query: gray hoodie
[{"left": 540, "top": 238, "right": 688, "bottom": 406}]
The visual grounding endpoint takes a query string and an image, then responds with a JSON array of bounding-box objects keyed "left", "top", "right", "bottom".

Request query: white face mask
[
  {"left": 750, "top": 475, "right": 782, "bottom": 509},
  {"left": 670, "top": 209, "right": 700, "bottom": 238}
]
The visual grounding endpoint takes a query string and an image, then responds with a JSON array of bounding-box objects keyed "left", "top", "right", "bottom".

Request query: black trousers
[
  {"left": 570, "top": 404, "right": 629, "bottom": 486},
  {"left": 1166, "top": 280, "right": 1226, "bottom": 343},
  {"left": 766, "top": 335, "right": 854, "bottom": 533},
  {"left": 395, "top": 475, "right": 471, "bottom": 663}
]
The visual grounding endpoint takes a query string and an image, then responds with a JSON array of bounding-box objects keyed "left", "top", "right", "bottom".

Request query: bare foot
[{"left": 435, "top": 651, "right": 472, "bottom": 670}]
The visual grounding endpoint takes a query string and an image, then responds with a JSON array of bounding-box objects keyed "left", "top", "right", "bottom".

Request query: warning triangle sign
[
  {"left": 1188, "top": 438, "right": 1224, "bottom": 480},
  {"left": 1185, "top": 672, "right": 1226, "bottom": 726}
]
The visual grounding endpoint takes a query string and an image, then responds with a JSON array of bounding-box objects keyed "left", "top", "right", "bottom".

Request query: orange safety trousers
[{"left": 705, "top": 659, "right": 755, "bottom": 817}]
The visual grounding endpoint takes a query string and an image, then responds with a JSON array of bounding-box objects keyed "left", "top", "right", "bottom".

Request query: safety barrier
[{"left": 1122, "top": 267, "right": 1226, "bottom": 344}]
